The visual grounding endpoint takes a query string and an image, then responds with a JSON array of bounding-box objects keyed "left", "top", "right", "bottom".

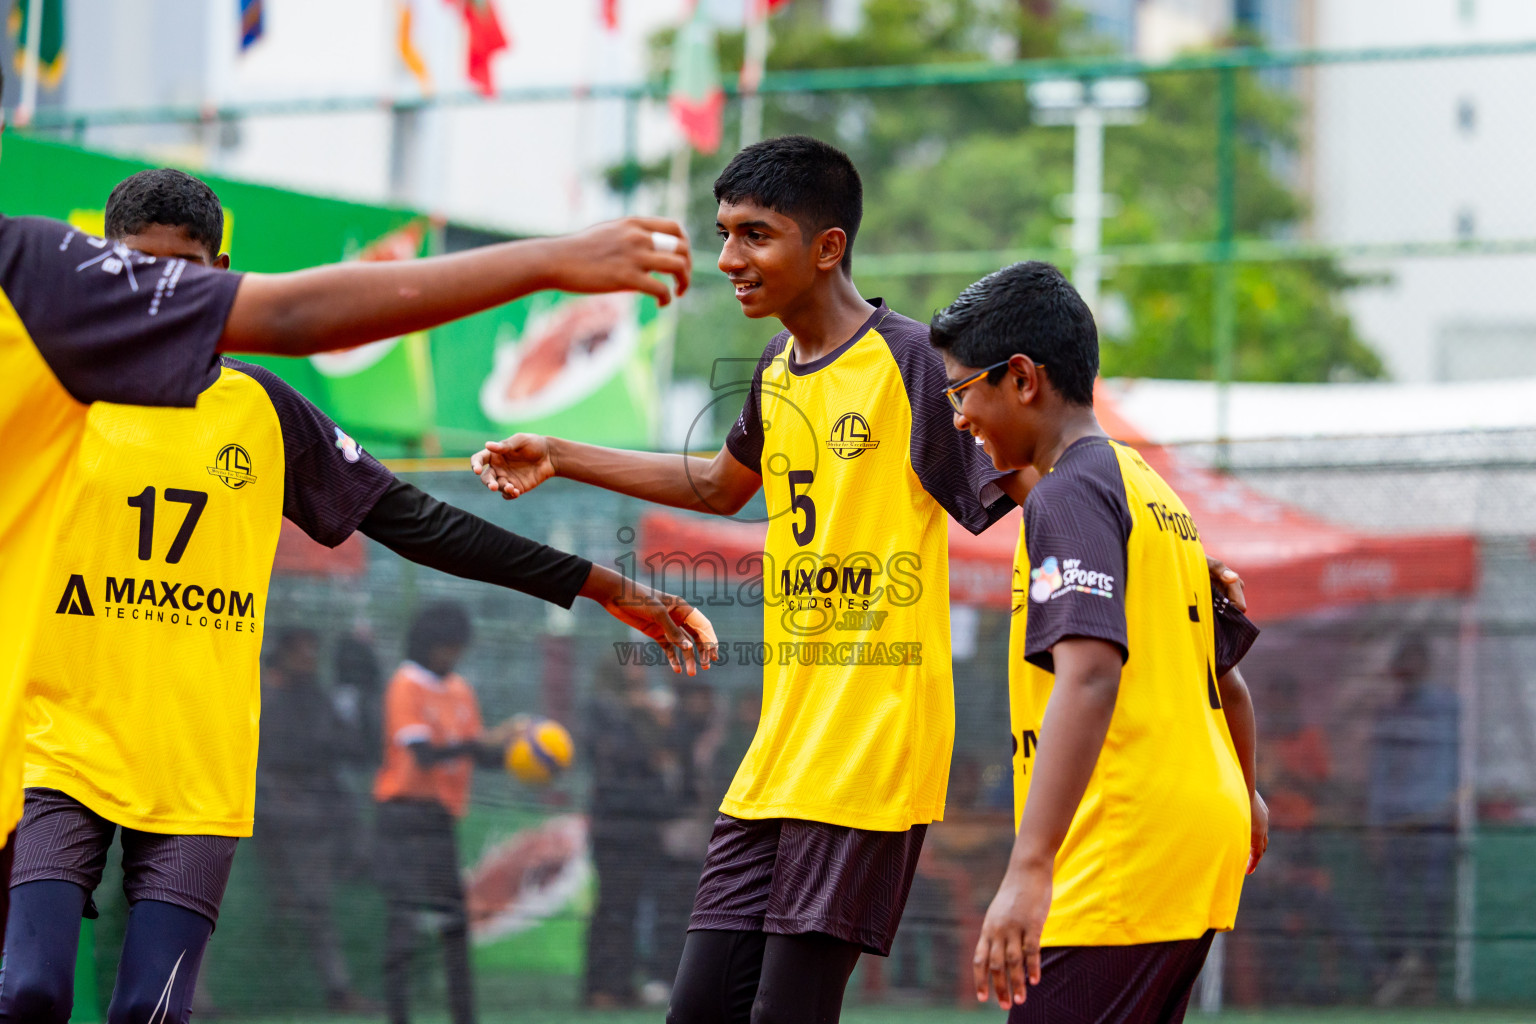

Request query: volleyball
[{"left": 504, "top": 716, "right": 575, "bottom": 785}]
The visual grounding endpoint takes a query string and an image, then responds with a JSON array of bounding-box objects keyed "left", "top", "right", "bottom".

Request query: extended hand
[
  {"left": 1248, "top": 790, "right": 1270, "bottom": 874},
  {"left": 1206, "top": 555, "right": 1246, "bottom": 612},
  {"left": 472, "top": 434, "right": 555, "bottom": 500},
  {"left": 974, "top": 861, "right": 1051, "bottom": 1009},
  {"left": 484, "top": 714, "right": 528, "bottom": 748},
  {"left": 545, "top": 217, "right": 691, "bottom": 306},
  {"left": 589, "top": 570, "right": 720, "bottom": 676}
]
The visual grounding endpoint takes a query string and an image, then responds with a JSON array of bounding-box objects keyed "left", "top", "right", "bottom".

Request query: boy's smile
[{"left": 940, "top": 350, "right": 1037, "bottom": 473}]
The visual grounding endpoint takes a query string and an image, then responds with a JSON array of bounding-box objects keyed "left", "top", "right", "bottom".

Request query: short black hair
[
  {"left": 713, "top": 135, "right": 862, "bottom": 274},
  {"left": 928, "top": 261, "right": 1098, "bottom": 406},
  {"left": 104, "top": 168, "right": 224, "bottom": 256},
  {"left": 406, "top": 600, "right": 473, "bottom": 666}
]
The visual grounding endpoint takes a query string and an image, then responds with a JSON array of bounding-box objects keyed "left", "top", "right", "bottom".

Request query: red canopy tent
[{"left": 638, "top": 387, "right": 1477, "bottom": 623}]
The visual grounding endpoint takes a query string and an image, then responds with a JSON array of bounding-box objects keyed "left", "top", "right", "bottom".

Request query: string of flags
[
  {"left": 391, "top": 0, "right": 509, "bottom": 97},
  {"left": 239, "top": 0, "right": 263, "bottom": 51},
  {"left": 9, "top": 0, "right": 67, "bottom": 89},
  {"left": 669, "top": 0, "right": 791, "bottom": 154},
  {"left": 230, "top": 0, "right": 792, "bottom": 154}
]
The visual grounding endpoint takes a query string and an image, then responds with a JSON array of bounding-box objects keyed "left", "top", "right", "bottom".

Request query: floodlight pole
[
  {"left": 1030, "top": 79, "right": 1143, "bottom": 320},
  {"left": 1213, "top": 66, "right": 1237, "bottom": 468},
  {"left": 1071, "top": 101, "right": 1106, "bottom": 316}
]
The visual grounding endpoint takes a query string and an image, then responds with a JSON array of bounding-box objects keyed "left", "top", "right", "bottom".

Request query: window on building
[
  {"left": 1458, "top": 98, "right": 1477, "bottom": 135},
  {"left": 1456, "top": 207, "right": 1477, "bottom": 240}
]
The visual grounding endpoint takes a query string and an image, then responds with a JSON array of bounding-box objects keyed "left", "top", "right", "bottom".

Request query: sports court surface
[{"left": 245, "top": 1010, "right": 1535, "bottom": 1024}]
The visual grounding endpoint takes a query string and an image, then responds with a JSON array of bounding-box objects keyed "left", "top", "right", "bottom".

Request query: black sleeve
[
  {"left": 406, "top": 738, "right": 506, "bottom": 769},
  {"left": 223, "top": 358, "right": 395, "bottom": 546},
  {"left": 1022, "top": 446, "right": 1133, "bottom": 673},
  {"left": 880, "top": 316, "right": 1015, "bottom": 535},
  {"left": 722, "top": 334, "right": 788, "bottom": 475},
  {"left": 1213, "top": 594, "right": 1260, "bottom": 678},
  {"left": 0, "top": 215, "right": 241, "bottom": 406},
  {"left": 359, "top": 478, "right": 593, "bottom": 608}
]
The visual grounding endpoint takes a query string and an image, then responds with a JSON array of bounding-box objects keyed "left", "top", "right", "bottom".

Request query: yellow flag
[{"left": 397, "top": 0, "right": 432, "bottom": 92}]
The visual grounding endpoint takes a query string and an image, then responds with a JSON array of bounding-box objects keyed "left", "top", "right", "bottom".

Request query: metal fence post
[{"left": 1213, "top": 65, "right": 1237, "bottom": 470}]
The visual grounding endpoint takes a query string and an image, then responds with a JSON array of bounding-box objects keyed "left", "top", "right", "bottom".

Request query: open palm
[{"left": 471, "top": 434, "right": 555, "bottom": 499}]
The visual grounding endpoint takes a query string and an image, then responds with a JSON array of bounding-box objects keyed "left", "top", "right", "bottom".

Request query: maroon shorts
[
  {"left": 1007, "top": 930, "right": 1216, "bottom": 1024},
  {"left": 10, "top": 788, "right": 238, "bottom": 925},
  {"left": 688, "top": 813, "right": 926, "bottom": 957}
]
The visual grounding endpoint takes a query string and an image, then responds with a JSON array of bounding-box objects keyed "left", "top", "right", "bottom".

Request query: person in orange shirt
[{"left": 373, "top": 600, "right": 516, "bottom": 1024}]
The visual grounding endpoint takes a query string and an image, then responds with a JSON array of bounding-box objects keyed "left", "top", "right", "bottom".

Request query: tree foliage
[{"left": 648, "top": 0, "right": 1382, "bottom": 389}]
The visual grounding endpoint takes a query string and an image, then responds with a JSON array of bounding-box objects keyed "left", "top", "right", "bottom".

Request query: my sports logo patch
[
  {"left": 334, "top": 427, "right": 363, "bottom": 464},
  {"left": 1030, "top": 556, "right": 1115, "bottom": 603}
]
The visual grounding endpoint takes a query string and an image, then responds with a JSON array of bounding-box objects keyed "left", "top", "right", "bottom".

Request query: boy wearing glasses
[{"left": 933, "top": 261, "right": 1265, "bottom": 1024}]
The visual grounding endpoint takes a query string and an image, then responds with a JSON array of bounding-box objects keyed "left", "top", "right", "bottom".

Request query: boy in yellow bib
[
  {"left": 472, "top": 139, "right": 1249, "bottom": 1024},
  {"left": 0, "top": 46, "right": 691, "bottom": 945},
  {"left": 931, "top": 261, "right": 1267, "bottom": 1024},
  {"left": 0, "top": 170, "right": 715, "bottom": 1024}
]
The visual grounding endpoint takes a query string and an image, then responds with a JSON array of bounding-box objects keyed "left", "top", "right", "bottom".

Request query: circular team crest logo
[
  {"left": 827, "top": 412, "right": 879, "bottom": 460},
  {"left": 208, "top": 443, "right": 257, "bottom": 490}
]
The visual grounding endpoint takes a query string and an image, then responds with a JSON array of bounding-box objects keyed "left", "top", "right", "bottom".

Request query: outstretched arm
[
  {"left": 222, "top": 218, "right": 690, "bottom": 356},
  {"left": 470, "top": 435, "right": 764, "bottom": 516},
  {"left": 974, "top": 637, "right": 1122, "bottom": 1011},
  {"left": 406, "top": 737, "right": 508, "bottom": 769},
  {"left": 1217, "top": 666, "right": 1268, "bottom": 874},
  {"left": 358, "top": 479, "right": 718, "bottom": 674}
]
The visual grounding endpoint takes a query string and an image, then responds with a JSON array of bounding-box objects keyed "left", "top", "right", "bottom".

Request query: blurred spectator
[
  {"left": 328, "top": 630, "right": 386, "bottom": 882},
  {"left": 1232, "top": 672, "right": 1370, "bottom": 1004},
  {"left": 333, "top": 631, "right": 386, "bottom": 772},
  {"left": 583, "top": 660, "right": 674, "bottom": 1007},
  {"left": 1368, "top": 636, "right": 1460, "bottom": 1005},
  {"left": 373, "top": 601, "right": 514, "bottom": 1024},
  {"left": 647, "top": 678, "right": 725, "bottom": 996},
  {"left": 255, "top": 627, "right": 370, "bottom": 1011}
]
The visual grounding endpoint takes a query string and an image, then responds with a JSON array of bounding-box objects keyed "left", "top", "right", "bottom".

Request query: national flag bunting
[
  {"left": 667, "top": 3, "right": 724, "bottom": 154},
  {"left": 448, "top": 0, "right": 510, "bottom": 98},
  {"left": 9, "top": 0, "right": 66, "bottom": 88},
  {"left": 397, "top": 1, "right": 432, "bottom": 91},
  {"left": 239, "top": 0, "right": 264, "bottom": 51}
]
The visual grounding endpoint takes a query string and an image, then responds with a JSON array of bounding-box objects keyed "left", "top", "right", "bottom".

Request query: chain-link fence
[
  {"left": 36, "top": 445, "right": 1508, "bottom": 1018},
  {"left": 34, "top": 35, "right": 1536, "bottom": 1023}
]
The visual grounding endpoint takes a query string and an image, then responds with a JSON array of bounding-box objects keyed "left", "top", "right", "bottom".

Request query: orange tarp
[{"left": 638, "top": 388, "right": 1477, "bottom": 624}]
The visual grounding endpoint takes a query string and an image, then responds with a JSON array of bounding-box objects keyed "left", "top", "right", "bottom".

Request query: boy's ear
[
  {"left": 1009, "top": 354, "right": 1046, "bottom": 405},
  {"left": 214, "top": 253, "right": 231, "bottom": 270},
  {"left": 812, "top": 226, "right": 848, "bottom": 273}
]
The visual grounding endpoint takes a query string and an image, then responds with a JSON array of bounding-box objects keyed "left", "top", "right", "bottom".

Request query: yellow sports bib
[
  {"left": 1010, "top": 438, "right": 1249, "bottom": 945},
  {"left": 0, "top": 290, "right": 86, "bottom": 840},
  {"left": 721, "top": 304, "right": 1011, "bottom": 831},
  {"left": 25, "top": 366, "right": 285, "bottom": 835},
  {"left": 0, "top": 215, "right": 237, "bottom": 837}
]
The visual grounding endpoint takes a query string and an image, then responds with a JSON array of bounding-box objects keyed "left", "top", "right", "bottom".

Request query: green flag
[
  {"left": 11, "top": 0, "right": 66, "bottom": 88},
  {"left": 668, "top": 3, "right": 724, "bottom": 153}
]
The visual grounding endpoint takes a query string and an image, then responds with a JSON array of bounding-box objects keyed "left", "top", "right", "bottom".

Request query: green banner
[
  {"left": 432, "top": 290, "right": 660, "bottom": 452},
  {"left": 0, "top": 134, "right": 660, "bottom": 455},
  {"left": 0, "top": 134, "right": 433, "bottom": 451}
]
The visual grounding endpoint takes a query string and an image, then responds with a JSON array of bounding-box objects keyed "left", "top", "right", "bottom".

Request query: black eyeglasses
[{"left": 944, "top": 358, "right": 1043, "bottom": 413}]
